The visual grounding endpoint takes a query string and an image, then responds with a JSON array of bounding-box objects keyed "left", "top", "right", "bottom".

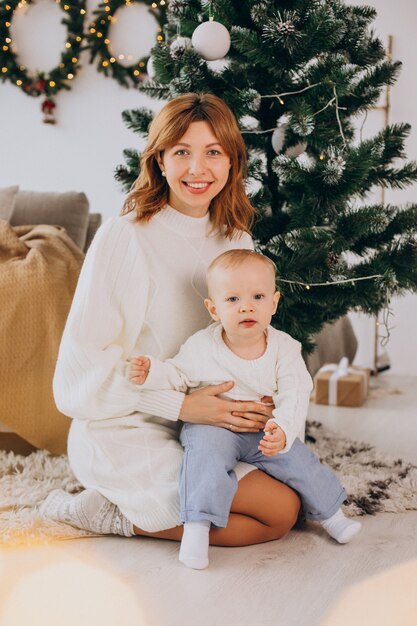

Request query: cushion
[
  {"left": 84, "top": 213, "right": 102, "bottom": 251},
  {"left": 304, "top": 316, "right": 358, "bottom": 377},
  {"left": 0, "top": 185, "right": 19, "bottom": 221},
  {"left": 11, "top": 190, "right": 90, "bottom": 251}
]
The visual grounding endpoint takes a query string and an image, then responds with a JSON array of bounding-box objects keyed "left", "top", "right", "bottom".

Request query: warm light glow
[
  {"left": 110, "top": 57, "right": 116, "bottom": 62},
  {"left": 104, "top": 38, "right": 110, "bottom": 44},
  {"left": 65, "top": 42, "right": 71, "bottom": 48},
  {"left": 5, "top": 22, "right": 11, "bottom": 27},
  {"left": 105, "top": 5, "right": 110, "bottom": 10},
  {"left": 6, "top": 37, "right": 12, "bottom": 43},
  {"left": 151, "top": 2, "right": 157, "bottom": 7},
  {"left": 278, "top": 97, "right": 285, "bottom": 104},
  {"left": 80, "top": 8, "right": 86, "bottom": 14},
  {"left": 49, "top": 80, "right": 56, "bottom": 87},
  {"left": 90, "top": 27, "right": 96, "bottom": 33},
  {"left": 16, "top": 79, "right": 22, "bottom": 85},
  {"left": 0, "top": 547, "right": 147, "bottom": 626},
  {"left": 2, "top": 67, "right": 8, "bottom": 73},
  {"left": 157, "top": 35, "right": 163, "bottom": 41},
  {"left": 97, "top": 32, "right": 103, "bottom": 37},
  {"left": 63, "top": 4, "right": 69, "bottom": 9},
  {"left": 133, "top": 69, "right": 140, "bottom": 76},
  {"left": 76, "top": 36, "right": 81, "bottom": 41},
  {"left": 5, "top": 4, "right": 12, "bottom": 9},
  {"left": 67, "top": 73, "right": 74, "bottom": 79},
  {"left": 3, "top": 46, "right": 8, "bottom": 51},
  {"left": 102, "top": 60, "right": 109, "bottom": 67},
  {"left": 71, "top": 57, "right": 77, "bottom": 62},
  {"left": 319, "top": 153, "right": 325, "bottom": 160}
]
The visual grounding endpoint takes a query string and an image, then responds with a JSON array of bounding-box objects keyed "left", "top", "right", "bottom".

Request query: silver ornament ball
[{"left": 146, "top": 57, "right": 156, "bottom": 79}]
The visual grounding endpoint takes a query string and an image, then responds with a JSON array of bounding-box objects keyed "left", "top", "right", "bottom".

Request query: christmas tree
[{"left": 116, "top": 0, "right": 417, "bottom": 351}]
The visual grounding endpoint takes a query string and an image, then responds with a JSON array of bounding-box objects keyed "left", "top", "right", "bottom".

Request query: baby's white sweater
[
  {"left": 53, "top": 207, "right": 254, "bottom": 531},
  {"left": 140, "top": 323, "right": 314, "bottom": 453}
]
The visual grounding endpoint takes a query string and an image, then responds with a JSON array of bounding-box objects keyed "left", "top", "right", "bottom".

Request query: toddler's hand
[
  {"left": 258, "top": 420, "right": 286, "bottom": 456},
  {"left": 129, "top": 356, "right": 150, "bottom": 385}
]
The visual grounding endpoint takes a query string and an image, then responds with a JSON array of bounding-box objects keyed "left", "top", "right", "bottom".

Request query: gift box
[{"left": 314, "top": 358, "right": 370, "bottom": 407}]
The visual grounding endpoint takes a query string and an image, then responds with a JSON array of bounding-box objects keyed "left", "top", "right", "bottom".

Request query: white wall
[
  {"left": 1, "top": 0, "right": 416, "bottom": 374},
  {"left": 345, "top": 0, "right": 417, "bottom": 374}
]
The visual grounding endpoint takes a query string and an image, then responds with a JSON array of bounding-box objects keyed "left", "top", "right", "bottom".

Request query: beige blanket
[{"left": 0, "top": 220, "right": 84, "bottom": 454}]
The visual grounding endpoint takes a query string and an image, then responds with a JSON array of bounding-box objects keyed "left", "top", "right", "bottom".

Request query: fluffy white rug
[{"left": 1, "top": 421, "right": 416, "bottom": 546}]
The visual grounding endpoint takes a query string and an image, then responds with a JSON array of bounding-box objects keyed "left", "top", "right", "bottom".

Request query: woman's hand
[{"left": 179, "top": 382, "right": 272, "bottom": 432}]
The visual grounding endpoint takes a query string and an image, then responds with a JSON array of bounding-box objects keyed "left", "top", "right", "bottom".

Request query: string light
[
  {"left": 276, "top": 274, "right": 383, "bottom": 288},
  {"left": 260, "top": 82, "right": 323, "bottom": 101}
]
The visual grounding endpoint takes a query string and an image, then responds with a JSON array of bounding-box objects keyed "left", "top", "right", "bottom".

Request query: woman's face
[{"left": 158, "top": 121, "right": 231, "bottom": 217}]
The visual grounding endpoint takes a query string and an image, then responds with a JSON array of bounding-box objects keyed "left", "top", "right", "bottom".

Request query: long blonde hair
[{"left": 122, "top": 93, "right": 254, "bottom": 238}]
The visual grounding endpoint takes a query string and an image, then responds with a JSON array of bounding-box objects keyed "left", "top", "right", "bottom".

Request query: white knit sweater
[
  {"left": 53, "top": 207, "right": 254, "bottom": 531},
  {"left": 139, "top": 322, "right": 313, "bottom": 453}
]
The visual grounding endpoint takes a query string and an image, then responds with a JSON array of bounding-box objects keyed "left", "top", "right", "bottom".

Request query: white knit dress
[{"left": 53, "top": 207, "right": 254, "bottom": 531}]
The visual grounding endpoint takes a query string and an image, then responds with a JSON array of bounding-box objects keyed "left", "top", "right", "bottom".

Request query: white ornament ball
[
  {"left": 191, "top": 20, "right": 231, "bottom": 61},
  {"left": 170, "top": 36, "right": 192, "bottom": 57},
  {"left": 271, "top": 116, "right": 290, "bottom": 154},
  {"left": 285, "top": 141, "right": 308, "bottom": 157},
  {"left": 146, "top": 57, "right": 156, "bottom": 79}
]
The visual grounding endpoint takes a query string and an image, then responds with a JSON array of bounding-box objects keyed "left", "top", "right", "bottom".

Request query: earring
[{"left": 161, "top": 170, "right": 166, "bottom": 177}]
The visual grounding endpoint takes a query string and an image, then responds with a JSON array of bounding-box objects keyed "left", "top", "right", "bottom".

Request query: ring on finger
[{"left": 229, "top": 424, "right": 233, "bottom": 430}]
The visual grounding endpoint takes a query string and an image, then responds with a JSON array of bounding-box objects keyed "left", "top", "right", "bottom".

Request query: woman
[{"left": 41, "top": 93, "right": 301, "bottom": 546}]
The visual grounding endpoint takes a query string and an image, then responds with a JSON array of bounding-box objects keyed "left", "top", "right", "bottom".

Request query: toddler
[{"left": 129, "top": 250, "right": 361, "bottom": 569}]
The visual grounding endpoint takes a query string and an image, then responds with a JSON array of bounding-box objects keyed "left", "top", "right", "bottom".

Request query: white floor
[{"left": 1, "top": 373, "right": 417, "bottom": 626}]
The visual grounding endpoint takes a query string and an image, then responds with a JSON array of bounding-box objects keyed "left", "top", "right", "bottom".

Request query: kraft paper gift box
[{"left": 314, "top": 357, "right": 370, "bottom": 407}]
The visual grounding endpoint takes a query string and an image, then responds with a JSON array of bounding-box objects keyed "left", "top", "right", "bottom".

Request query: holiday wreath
[
  {"left": 0, "top": 0, "right": 86, "bottom": 121},
  {"left": 85, "top": 0, "right": 167, "bottom": 88}
]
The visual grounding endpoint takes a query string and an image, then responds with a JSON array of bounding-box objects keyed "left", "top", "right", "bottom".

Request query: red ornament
[
  {"left": 41, "top": 98, "right": 56, "bottom": 124},
  {"left": 34, "top": 78, "right": 46, "bottom": 92}
]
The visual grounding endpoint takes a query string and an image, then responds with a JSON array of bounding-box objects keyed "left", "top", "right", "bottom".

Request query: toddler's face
[{"left": 205, "top": 259, "right": 280, "bottom": 340}]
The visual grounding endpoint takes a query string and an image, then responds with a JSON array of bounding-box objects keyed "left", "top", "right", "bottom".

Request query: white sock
[
  {"left": 179, "top": 521, "right": 211, "bottom": 570},
  {"left": 38, "top": 489, "right": 134, "bottom": 537},
  {"left": 320, "top": 508, "right": 362, "bottom": 544}
]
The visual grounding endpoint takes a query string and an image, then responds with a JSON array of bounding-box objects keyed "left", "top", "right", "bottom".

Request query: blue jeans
[{"left": 179, "top": 424, "right": 346, "bottom": 527}]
